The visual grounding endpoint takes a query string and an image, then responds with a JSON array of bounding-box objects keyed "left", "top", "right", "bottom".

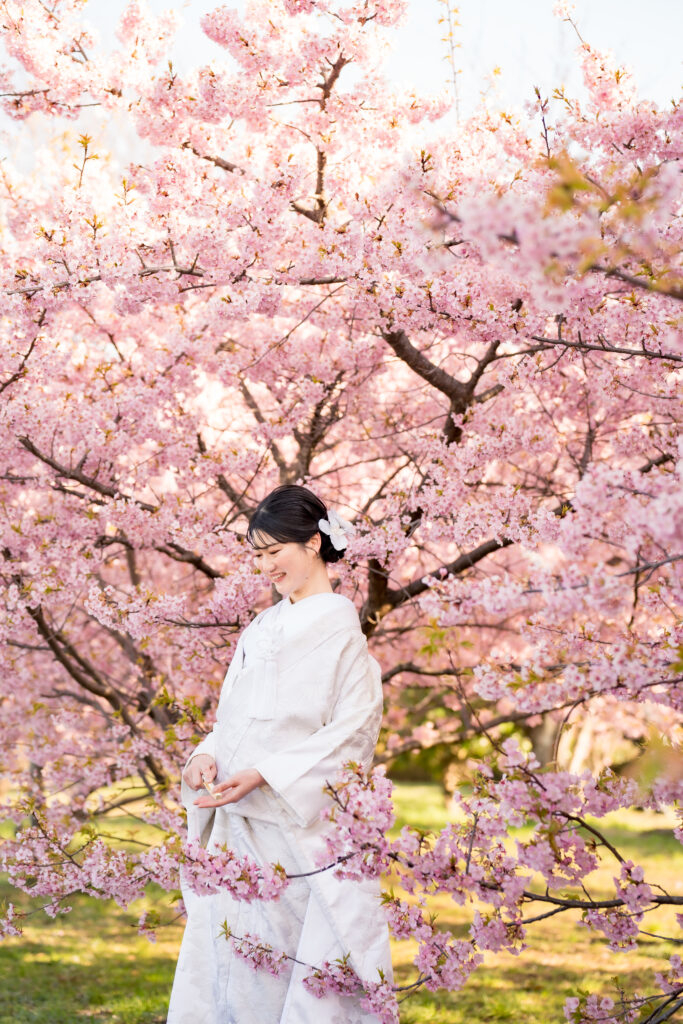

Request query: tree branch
[
  {"left": 383, "top": 329, "right": 468, "bottom": 404},
  {"left": 0, "top": 310, "right": 45, "bottom": 393},
  {"left": 183, "top": 143, "right": 243, "bottom": 175},
  {"left": 589, "top": 264, "right": 683, "bottom": 303},
  {"left": 26, "top": 605, "right": 168, "bottom": 787},
  {"left": 529, "top": 333, "right": 682, "bottom": 363},
  {"left": 239, "top": 381, "right": 289, "bottom": 477},
  {"left": 19, "top": 436, "right": 158, "bottom": 511}
]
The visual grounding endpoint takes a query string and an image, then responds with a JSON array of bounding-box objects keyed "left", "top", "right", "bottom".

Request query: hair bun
[{"left": 318, "top": 531, "right": 346, "bottom": 564}]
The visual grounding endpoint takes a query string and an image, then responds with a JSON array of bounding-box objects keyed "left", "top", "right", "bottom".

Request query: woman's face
[{"left": 251, "top": 533, "right": 320, "bottom": 599}]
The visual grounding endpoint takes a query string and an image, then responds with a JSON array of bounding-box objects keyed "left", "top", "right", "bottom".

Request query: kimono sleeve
[
  {"left": 181, "top": 631, "right": 247, "bottom": 846},
  {"left": 254, "top": 631, "right": 384, "bottom": 828},
  {"left": 185, "top": 630, "right": 246, "bottom": 769}
]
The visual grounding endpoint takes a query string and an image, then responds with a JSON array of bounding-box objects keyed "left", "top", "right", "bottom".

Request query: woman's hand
[
  {"left": 193, "top": 768, "right": 266, "bottom": 808},
  {"left": 183, "top": 754, "right": 217, "bottom": 792}
]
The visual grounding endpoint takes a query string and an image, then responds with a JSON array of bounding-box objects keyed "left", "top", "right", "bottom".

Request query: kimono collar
[{"left": 245, "top": 593, "right": 360, "bottom": 720}]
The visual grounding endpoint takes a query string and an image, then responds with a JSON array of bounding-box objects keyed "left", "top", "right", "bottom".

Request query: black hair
[{"left": 246, "top": 484, "right": 345, "bottom": 564}]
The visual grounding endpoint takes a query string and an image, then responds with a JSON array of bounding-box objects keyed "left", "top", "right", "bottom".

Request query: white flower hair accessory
[{"left": 318, "top": 508, "right": 356, "bottom": 551}]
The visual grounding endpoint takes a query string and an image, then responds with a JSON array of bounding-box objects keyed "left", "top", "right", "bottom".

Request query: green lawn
[{"left": 0, "top": 783, "right": 680, "bottom": 1024}]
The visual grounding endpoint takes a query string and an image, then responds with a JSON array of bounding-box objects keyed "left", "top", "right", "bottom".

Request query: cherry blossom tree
[{"left": 0, "top": 1, "right": 681, "bottom": 1021}]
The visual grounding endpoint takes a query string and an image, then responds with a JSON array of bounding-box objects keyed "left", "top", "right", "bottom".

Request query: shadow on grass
[
  {"left": 2, "top": 786, "right": 680, "bottom": 1024},
  {"left": 0, "top": 882, "right": 178, "bottom": 1024},
  {"left": 597, "top": 824, "right": 680, "bottom": 861},
  {"left": 0, "top": 941, "right": 173, "bottom": 1024}
]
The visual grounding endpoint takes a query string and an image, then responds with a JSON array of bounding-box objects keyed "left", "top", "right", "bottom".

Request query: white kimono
[{"left": 167, "top": 592, "right": 393, "bottom": 1024}]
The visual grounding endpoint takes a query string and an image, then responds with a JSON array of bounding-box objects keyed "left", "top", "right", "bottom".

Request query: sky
[
  {"left": 3, "top": 0, "right": 682, "bottom": 158},
  {"left": 116, "top": 0, "right": 683, "bottom": 115}
]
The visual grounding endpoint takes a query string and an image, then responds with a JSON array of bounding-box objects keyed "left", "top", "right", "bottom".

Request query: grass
[
  {"left": 0, "top": 783, "right": 680, "bottom": 1023},
  {"left": 0, "top": 886, "right": 177, "bottom": 1024}
]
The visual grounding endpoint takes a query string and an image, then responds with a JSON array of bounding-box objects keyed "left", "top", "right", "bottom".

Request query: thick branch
[
  {"left": 361, "top": 558, "right": 391, "bottom": 636},
  {"left": 19, "top": 436, "right": 158, "bottom": 512},
  {"left": 361, "top": 533, "right": 514, "bottom": 634},
  {"left": 21, "top": 440, "right": 222, "bottom": 580},
  {"left": 644, "top": 995, "right": 683, "bottom": 1024},
  {"left": 318, "top": 54, "right": 349, "bottom": 108},
  {"left": 362, "top": 428, "right": 672, "bottom": 630},
  {"left": 239, "top": 381, "right": 289, "bottom": 477},
  {"left": 9, "top": 262, "right": 205, "bottom": 297},
  {"left": 155, "top": 541, "right": 221, "bottom": 580},
  {"left": 467, "top": 339, "right": 501, "bottom": 392},
  {"left": 291, "top": 149, "right": 327, "bottom": 224},
  {"left": 96, "top": 532, "right": 222, "bottom": 582},
  {"left": 290, "top": 54, "right": 348, "bottom": 224},
  {"left": 383, "top": 329, "right": 468, "bottom": 404},
  {"left": 383, "top": 330, "right": 503, "bottom": 446},
  {"left": 26, "top": 605, "right": 167, "bottom": 786},
  {"left": 292, "top": 376, "right": 343, "bottom": 476}
]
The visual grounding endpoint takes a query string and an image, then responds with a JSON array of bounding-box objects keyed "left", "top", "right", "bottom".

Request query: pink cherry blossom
[{"left": 0, "top": 1, "right": 680, "bottom": 1018}]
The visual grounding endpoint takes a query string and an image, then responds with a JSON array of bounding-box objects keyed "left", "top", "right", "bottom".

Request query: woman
[{"left": 167, "top": 485, "right": 392, "bottom": 1024}]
